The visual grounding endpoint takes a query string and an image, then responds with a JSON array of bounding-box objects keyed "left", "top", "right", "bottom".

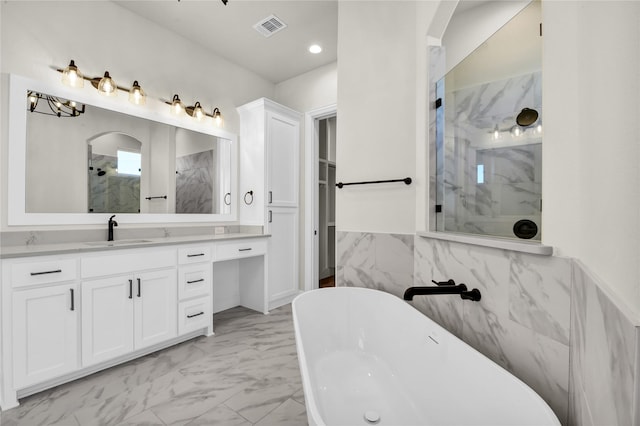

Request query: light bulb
[
  {"left": 192, "top": 102, "right": 205, "bottom": 121},
  {"left": 493, "top": 125, "right": 500, "bottom": 140},
  {"left": 61, "top": 60, "right": 84, "bottom": 88},
  {"left": 212, "top": 108, "right": 223, "bottom": 127},
  {"left": 128, "top": 81, "right": 146, "bottom": 105},
  {"left": 97, "top": 71, "right": 117, "bottom": 96},
  {"left": 536, "top": 124, "right": 543, "bottom": 134},
  {"left": 512, "top": 126, "right": 521, "bottom": 137},
  {"left": 170, "top": 94, "right": 184, "bottom": 115}
]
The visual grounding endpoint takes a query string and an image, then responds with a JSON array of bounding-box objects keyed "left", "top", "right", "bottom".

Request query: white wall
[
  {"left": 274, "top": 61, "right": 337, "bottom": 113},
  {"left": 0, "top": 0, "right": 275, "bottom": 230},
  {"left": 336, "top": 1, "right": 420, "bottom": 234},
  {"left": 542, "top": 1, "right": 640, "bottom": 314}
]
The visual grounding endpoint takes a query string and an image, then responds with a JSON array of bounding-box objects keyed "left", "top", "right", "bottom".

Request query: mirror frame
[{"left": 7, "top": 74, "right": 238, "bottom": 225}]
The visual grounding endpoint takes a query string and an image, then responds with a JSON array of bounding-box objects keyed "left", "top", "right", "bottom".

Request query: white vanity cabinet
[
  {"left": 238, "top": 98, "right": 301, "bottom": 309},
  {"left": 80, "top": 250, "right": 177, "bottom": 367},
  {"left": 9, "top": 256, "right": 79, "bottom": 389},
  {"left": 177, "top": 245, "right": 213, "bottom": 336}
]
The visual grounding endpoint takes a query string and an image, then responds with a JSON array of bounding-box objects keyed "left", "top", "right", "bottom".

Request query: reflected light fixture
[
  {"left": 27, "top": 91, "right": 85, "bottom": 118},
  {"left": 61, "top": 60, "right": 84, "bottom": 88},
  {"left": 128, "top": 80, "right": 146, "bottom": 105},
  {"left": 97, "top": 71, "right": 117, "bottom": 96}
]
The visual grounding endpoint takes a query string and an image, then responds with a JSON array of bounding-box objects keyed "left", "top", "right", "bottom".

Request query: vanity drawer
[
  {"left": 178, "top": 298, "right": 211, "bottom": 335},
  {"left": 178, "top": 246, "right": 213, "bottom": 265},
  {"left": 215, "top": 239, "right": 267, "bottom": 262},
  {"left": 178, "top": 264, "right": 211, "bottom": 301},
  {"left": 11, "top": 258, "right": 78, "bottom": 288}
]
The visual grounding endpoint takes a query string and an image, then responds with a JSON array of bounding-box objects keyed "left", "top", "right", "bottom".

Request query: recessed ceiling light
[{"left": 308, "top": 44, "right": 322, "bottom": 54}]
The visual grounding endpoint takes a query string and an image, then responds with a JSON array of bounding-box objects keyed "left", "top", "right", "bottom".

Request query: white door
[
  {"left": 267, "top": 207, "right": 299, "bottom": 303},
  {"left": 267, "top": 111, "right": 299, "bottom": 207},
  {"left": 13, "top": 284, "right": 78, "bottom": 388},
  {"left": 82, "top": 276, "right": 134, "bottom": 366},
  {"left": 134, "top": 269, "right": 177, "bottom": 350}
]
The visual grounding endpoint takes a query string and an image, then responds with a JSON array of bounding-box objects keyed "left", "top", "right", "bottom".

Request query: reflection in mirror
[
  {"left": 25, "top": 90, "right": 232, "bottom": 216},
  {"left": 175, "top": 129, "right": 231, "bottom": 215},
  {"left": 436, "top": 1, "right": 542, "bottom": 241},
  {"left": 88, "top": 133, "right": 141, "bottom": 213}
]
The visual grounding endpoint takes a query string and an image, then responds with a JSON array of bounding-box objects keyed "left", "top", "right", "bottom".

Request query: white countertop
[{"left": 0, "top": 233, "right": 270, "bottom": 259}]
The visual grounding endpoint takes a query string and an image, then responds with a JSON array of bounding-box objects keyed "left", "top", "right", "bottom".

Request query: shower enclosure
[{"left": 435, "top": 1, "right": 542, "bottom": 241}]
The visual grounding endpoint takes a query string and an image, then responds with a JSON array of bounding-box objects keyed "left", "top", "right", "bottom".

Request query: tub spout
[{"left": 403, "top": 283, "right": 481, "bottom": 302}]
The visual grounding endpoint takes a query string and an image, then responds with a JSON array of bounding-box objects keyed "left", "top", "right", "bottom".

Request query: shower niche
[{"left": 435, "top": 0, "right": 542, "bottom": 241}]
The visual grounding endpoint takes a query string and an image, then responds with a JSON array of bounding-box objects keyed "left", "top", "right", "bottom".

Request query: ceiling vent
[{"left": 253, "top": 14, "right": 287, "bottom": 38}]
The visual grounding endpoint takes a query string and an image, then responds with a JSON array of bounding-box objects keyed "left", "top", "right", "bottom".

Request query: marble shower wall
[
  {"left": 337, "top": 231, "right": 640, "bottom": 425},
  {"left": 88, "top": 154, "right": 140, "bottom": 213},
  {"left": 438, "top": 72, "right": 542, "bottom": 240},
  {"left": 175, "top": 150, "right": 215, "bottom": 214}
]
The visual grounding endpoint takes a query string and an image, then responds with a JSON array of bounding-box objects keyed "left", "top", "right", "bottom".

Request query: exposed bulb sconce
[
  {"left": 61, "top": 60, "right": 84, "bottom": 88},
  {"left": 170, "top": 94, "right": 184, "bottom": 115},
  {"left": 128, "top": 80, "right": 146, "bottom": 105},
  {"left": 96, "top": 71, "right": 117, "bottom": 96},
  {"left": 27, "top": 91, "right": 85, "bottom": 118},
  {"left": 186, "top": 102, "right": 206, "bottom": 121},
  {"left": 212, "top": 107, "right": 223, "bottom": 127}
]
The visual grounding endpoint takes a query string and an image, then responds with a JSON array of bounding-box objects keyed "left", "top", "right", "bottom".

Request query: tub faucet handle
[{"left": 432, "top": 279, "right": 455, "bottom": 286}]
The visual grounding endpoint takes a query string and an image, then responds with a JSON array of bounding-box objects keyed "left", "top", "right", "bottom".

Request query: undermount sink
[{"left": 84, "top": 239, "right": 152, "bottom": 247}]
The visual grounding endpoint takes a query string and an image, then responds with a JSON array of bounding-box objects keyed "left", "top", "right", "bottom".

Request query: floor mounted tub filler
[{"left": 292, "top": 287, "right": 560, "bottom": 426}]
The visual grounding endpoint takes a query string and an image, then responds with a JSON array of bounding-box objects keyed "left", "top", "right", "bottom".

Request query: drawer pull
[
  {"left": 137, "top": 278, "right": 141, "bottom": 298},
  {"left": 187, "top": 253, "right": 205, "bottom": 258},
  {"left": 187, "top": 278, "right": 205, "bottom": 284},
  {"left": 70, "top": 288, "right": 75, "bottom": 311},
  {"left": 129, "top": 279, "right": 133, "bottom": 299},
  {"left": 238, "top": 248, "right": 252, "bottom": 252},
  {"left": 30, "top": 269, "right": 62, "bottom": 276},
  {"left": 187, "top": 312, "right": 205, "bottom": 319}
]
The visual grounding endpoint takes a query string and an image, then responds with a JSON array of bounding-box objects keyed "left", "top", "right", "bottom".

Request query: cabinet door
[
  {"left": 13, "top": 284, "right": 78, "bottom": 388},
  {"left": 134, "top": 269, "right": 177, "bottom": 350},
  {"left": 267, "top": 111, "right": 299, "bottom": 207},
  {"left": 267, "top": 207, "right": 299, "bottom": 304},
  {"left": 82, "top": 276, "right": 134, "bottom": 367}
]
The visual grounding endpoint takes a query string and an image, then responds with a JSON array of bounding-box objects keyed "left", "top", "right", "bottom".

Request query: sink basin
[{"left": 85, "top": 239, "right": 152, "bottom": 247}]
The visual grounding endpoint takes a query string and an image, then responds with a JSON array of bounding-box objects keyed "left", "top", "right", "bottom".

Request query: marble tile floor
[{"left": 0, "top": 305, "right": 308, "bottom": 426}]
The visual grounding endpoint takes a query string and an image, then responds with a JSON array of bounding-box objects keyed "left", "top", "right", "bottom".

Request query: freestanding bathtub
[{"left": 292, "top": 287, "right": 560, "bottom": 426}]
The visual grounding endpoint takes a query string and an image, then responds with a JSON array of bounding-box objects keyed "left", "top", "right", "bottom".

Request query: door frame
[{"left": 304, "top": 104, "right": 337, "bottom": 292}]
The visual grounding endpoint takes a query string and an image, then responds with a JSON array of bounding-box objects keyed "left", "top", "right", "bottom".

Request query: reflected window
[{"left": 117, "top": 150, "right": 141, "bottom": 176}]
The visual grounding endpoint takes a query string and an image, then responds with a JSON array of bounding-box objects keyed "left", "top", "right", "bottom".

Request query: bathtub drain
[{"left": 364, "top": 410, "right": 381, "bottom": 424}]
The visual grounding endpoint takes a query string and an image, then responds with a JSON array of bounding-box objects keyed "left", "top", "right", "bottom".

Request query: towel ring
[{"left": 244, "top": 190, "right": 254, "bottom": 205}]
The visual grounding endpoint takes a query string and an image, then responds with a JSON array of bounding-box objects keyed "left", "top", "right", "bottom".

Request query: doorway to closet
[{"left": 317, "top": 116, "right": 336, "bottom": 288}]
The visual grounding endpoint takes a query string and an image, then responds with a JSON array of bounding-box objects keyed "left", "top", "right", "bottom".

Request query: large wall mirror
[
  {"left": 435, "top": 0, "right": 542, "bottom": 241},
  {"left": 8, "top": 74, "right": 237, "bottom": 225}
]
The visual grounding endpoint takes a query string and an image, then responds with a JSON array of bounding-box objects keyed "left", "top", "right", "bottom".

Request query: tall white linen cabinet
[{"left": 238, "top": 98, "right": 301, "bottom": 310}]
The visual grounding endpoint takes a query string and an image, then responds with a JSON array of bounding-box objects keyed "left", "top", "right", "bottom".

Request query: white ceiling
[{"left": 114, "top": 0, "right": 338, "bottom": 84}]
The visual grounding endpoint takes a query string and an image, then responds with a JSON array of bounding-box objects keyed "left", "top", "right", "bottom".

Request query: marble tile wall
[
  {"left": 89, "top": 154, "right": 140, "bottom": 214},
  {"left": 437, "top": 72, "right": 543, "bottom": 240},
  {"left": 337, "top": 231, "right": 640, "bottom": 426},
  {"left": 176, "top": 150, "right": 215, "bottom": 214},
  {"left": 570, "top": 259, "right": 639, "bottom": 426}
]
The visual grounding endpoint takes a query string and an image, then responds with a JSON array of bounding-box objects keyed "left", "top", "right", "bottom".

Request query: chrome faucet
[{"left": 108, "top": 215, "right": 118, "bottom": 241}]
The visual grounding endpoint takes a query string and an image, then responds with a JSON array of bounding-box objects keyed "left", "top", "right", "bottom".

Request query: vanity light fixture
[
  {"left": 212, "top": 107, "right": 223, "bottom": 127},
  {"left": 27, "top": 91, "right": 85, "bottom": 118},
  {"left": 128, "top": 80, "right": 146, "bottom": 105},
  {"left": 96, "top": 71, "right": 117, "bottom": 96},
  {"left": 187, "top": 102, "right": 206, "bottom": 121},
  {"left": 169, "top": 94, "right": 185, "bottom": 115},
  {"left": 61, "top": 60, "right": 84, "bottom": 88}
]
